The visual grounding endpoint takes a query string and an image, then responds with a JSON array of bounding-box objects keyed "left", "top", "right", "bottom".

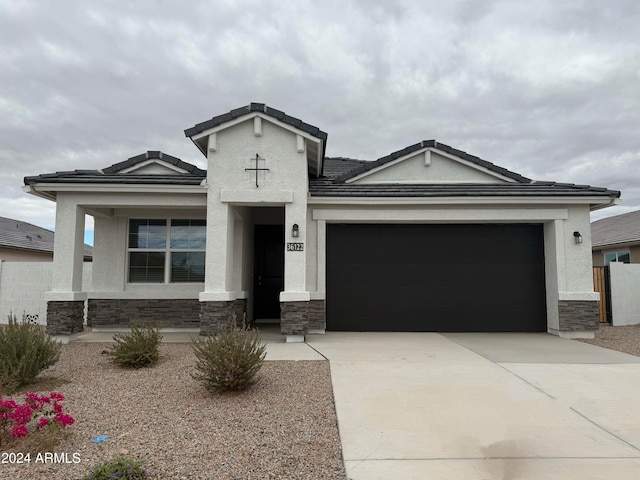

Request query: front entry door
[{"left": 254, "top": 225, "right": 284, "bottom": 320}]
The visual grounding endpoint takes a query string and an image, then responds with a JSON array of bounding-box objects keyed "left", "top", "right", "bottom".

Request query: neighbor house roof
[
  {"left": 24, "top": 151, "right": 206, "bottom": 186},
  {"left": 0, "top": 216, "right": 92, "bottom": 259},
  {"left": 591, "top": 210, "right": 640, "bottom": 248}
]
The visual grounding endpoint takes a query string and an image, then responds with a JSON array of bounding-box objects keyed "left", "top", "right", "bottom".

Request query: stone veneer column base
[
  {"left": 280, "top": 301, "right": 310, "bottom": 336},
  {"left": 558, "top": 300, "right": 599, "bottom": 333},
  {"left": 199, "top": 299, "right": 248, "bottom": 335},
  {"left": 46, "top": 301, "right": 85, "bottom": 336},
  {"left": 307, "top": 300, "right": 326, "bottom": 333}
]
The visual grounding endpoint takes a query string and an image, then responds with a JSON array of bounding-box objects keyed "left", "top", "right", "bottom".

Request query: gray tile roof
[
  {"left": 24, "top": 151, "right": 205, "bottom": 186},
  {"left": 310, "top": 158, "right": 621, "bottom": 199},
  {"left": 591, "top": 210, "right": 640, "bottom": 248},
  {"left": 184, "top": 102, "right": 328, "bottom": 143},
  {"left": 23, "top": 142, "right": 620, "bottom": 204},
  {"left": 0, "top": 216, "right": 92, "bottom": 258},
  {"left": 335, "top": 140, "right": 531, "bottom": 183}
]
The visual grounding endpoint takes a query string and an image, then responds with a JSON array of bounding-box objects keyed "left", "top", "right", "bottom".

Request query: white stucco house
[{"left": 23, "top": 103, "right": 620, "bottom": 341}]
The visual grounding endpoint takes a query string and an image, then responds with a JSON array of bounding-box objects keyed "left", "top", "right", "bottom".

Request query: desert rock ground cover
[{"left": 1, "top": 343, "right": 346, "bottom": 480}]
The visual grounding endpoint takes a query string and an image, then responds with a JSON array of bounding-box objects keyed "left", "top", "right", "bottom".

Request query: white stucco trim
[
  {"left": 279, "top": 291, "right": 311, "bottom": 302},
  {"left": 190, "top": 112, "right": 323, "bottom": 145},
  {"left": 45, "top": 292, "right": 87, "bottom": 301},
  {"left": 118, "top": 159, "right": 190, "bottom": 174},
  {"left": 308, "top": 196, "right": 613, "bottom": 207},
  {"left": 199, "top": 291, "right": 248, "bottom": 302},
  {"left": 316, "top": 220, "right": 326, "bottom": 296},
  {"left": 220, "top": 190, "right": 293, "bottom": 204},
  {"left": 344, "top": 147, "right": 518, "bottom": 184},
  {"left": 88, "top": 290, "right": 202, "bottom": 300},
  {"left": 312, "top": 208, "right": 569, "bottom": 222},
  {"left": 558, "top": 291, "right": 600, "bottom": 301},
  {"left": 25, "top": 184, "right": 206, "bottom": 195}
]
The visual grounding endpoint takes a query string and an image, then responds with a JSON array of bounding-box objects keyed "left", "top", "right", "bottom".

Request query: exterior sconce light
[
  {"left": 292, "top": 224, "right": 299, "bottom": 238},
  {"left": 573, "top": 231, "right": 582, "bottom": 244}
]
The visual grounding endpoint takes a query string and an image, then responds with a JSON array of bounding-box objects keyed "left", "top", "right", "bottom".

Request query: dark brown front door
[{"left": 254, "top": 225, "right": 284, "bottom": 320}]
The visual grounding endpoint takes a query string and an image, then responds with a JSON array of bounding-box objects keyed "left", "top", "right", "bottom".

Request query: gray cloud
[{"left": 1, "top": 0, "right": 638, "bottom": 229}]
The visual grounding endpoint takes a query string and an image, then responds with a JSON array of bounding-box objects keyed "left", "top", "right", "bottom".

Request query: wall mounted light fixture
[
  {"left": 573, "top": 231, "right": 583, "bottom": 244},
  {"left": 292, "top": 224, "right": 299, "bottom": 238}
]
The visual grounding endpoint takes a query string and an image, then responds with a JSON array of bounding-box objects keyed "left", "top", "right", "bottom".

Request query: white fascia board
[
  {"left": 22, "top": 184, "right": 57, "bottom": 201},
  {"left": 220, "top": 189, "right": 293, "bottom": 204},
  {"left": 307, "top": 195, "right": 616, "bottom": 207},
  {"left": 27, "top": 183, "right": 206, "bottom": 195},
  {"left": 312, "top": 208, "right": 569, "bottom": 222},
  {"left": 345, "top": 147, "right": 518, "bottom": 184},
  {"left": 190, "top": 113, "right": 322, "bottom": 145},
  {"left": 118, "top": 159, "right": 190, "bottom": 174}
]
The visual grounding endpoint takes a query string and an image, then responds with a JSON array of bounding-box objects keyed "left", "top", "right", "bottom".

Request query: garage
[{"left": 326, "top": 224, "right": 547, "bottom": 332}]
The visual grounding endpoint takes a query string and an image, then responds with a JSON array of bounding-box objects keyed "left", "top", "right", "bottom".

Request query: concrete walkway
[
  {"left": 72, "top": 326, "right": 325, "bottom": 361},
  {"left": 307, "top": 332, "right": 640, "bottom": 480}
]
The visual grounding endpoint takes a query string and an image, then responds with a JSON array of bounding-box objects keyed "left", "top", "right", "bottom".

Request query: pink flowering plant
[{"left": 0, "top": 391, "right": 74, "bottom": 451}]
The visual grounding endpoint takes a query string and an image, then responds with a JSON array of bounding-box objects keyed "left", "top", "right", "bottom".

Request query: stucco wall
[
  {"left": 202, "top": 117, "right": 310, "bottom": 303},
  {"left": 353, "top": 150, "right": 506, "bottom": 184},
  {"left": 308, "top": 201, "right": 597, "bottom": 333},
  {"left": 609, "top": 262, "right": 640, "bottom": 326},
  {"left": 0, "top": 262, "right": 92, "bottom": 325}
]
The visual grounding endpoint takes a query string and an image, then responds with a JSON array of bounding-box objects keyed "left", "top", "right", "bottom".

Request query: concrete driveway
[{"left": 307, "top": 332, "right": 640, "bottom": 480}]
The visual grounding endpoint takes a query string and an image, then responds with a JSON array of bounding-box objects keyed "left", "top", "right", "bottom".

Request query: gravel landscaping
[
  {"left": 577, "top": 323, "right": 640, "bottom": 357},
  {"left": 2, "top": 343, "right": 347, "bottom": 480}
]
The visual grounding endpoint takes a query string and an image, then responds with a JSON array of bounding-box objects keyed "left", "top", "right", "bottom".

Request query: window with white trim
[
  {"left": 603, "top": 250, "right": 630, "bottom": 265},
  {"left": 127, "top": 219, "right": 206, "bottom": 283}
]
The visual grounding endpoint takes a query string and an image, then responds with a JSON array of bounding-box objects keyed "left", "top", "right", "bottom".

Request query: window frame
[
  {"left": 603, "top": 250, "right": 630, "bottom": 265},
  {"left": 127, "top": 218, "right": 206, "bottom": 284}
]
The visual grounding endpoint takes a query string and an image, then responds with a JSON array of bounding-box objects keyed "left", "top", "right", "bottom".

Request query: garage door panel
[{"left": 327, "top": 224, "right": 546, "bottom": 332}]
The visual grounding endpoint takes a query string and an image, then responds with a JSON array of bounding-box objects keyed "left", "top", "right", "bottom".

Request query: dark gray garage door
[{"left": 326, "top": 224, "right": 546, "bottom": 332}]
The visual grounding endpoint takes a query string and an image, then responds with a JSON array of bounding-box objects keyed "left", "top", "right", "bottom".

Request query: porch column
[
  {"left": 280, "top": 201, "right": 309, "bottom": 341},
  {"left": 545, "top": 215, "right": 599, "bottom": 339},
  {"left": 199, "top": 198, "right": 246, "bottom": 333},
  {"left": 45, "top": 195, "right": 86, "bottom": 338}
]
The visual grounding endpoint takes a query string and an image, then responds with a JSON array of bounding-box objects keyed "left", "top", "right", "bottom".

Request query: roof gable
[
  {"left": 338, "top": 141, "right": 531, "bottom": 184},
  {"left": 102, "top": 151, "right": 205, "bottom": 175},
  {"left": 347, "top": 147, "right": 515, "bottom": 185},
  {"left": 184, "top": 103, "right": 328, "bottom": 177}
]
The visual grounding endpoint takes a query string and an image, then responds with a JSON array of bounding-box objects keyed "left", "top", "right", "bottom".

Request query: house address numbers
[{"left": 287, "top": 243, "right": 304, "bottom": 252}]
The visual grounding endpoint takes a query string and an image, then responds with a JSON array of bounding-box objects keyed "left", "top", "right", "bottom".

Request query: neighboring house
[
  {"left": 591, "top": 210, "right": 640, "bottom": 267},
  {"left": 0, "top": 216, "right": 92, "bottom": 262},
  {"left": 23, "top": 103, "right": 620, "bottom": 341}
]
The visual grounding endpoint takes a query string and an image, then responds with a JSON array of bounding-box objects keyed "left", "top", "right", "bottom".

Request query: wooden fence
[{"left": 593, "top": 266, "right": 612, "bottom": 323}]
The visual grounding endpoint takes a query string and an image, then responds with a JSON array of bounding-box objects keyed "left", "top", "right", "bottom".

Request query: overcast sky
[{"left": 2, "top": 0, "right": 639, "bottom": 243}]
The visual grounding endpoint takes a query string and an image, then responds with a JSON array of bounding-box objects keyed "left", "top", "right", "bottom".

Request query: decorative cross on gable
[{"left": 245, "top": 154, "right": 270, "bottom": 188}]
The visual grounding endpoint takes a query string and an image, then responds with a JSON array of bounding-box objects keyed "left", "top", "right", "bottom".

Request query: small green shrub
[
  {"left": 108, "top": 325, "right": 162, "bottom": 369},
  {"left": 191, "top": 316, "right": 266, "bottom": 393},
  {"left": 0, "top": 313, "right": 61, "bottom": 394},
  {"left": 82, "top": 456, "right": 147, "bottom": 480}
]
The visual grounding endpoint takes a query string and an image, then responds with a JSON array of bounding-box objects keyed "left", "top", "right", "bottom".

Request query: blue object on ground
[{"left": 91, "top": 435, "right": 108, "bottom": 443}]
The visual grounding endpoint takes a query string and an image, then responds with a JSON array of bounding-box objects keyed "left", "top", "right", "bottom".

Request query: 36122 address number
[{"left": 286, "top": 243, "right": 304, "bottom": 251}]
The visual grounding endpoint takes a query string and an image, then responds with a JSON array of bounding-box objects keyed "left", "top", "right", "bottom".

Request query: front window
[
  {"left": 604, "top": 250, "right": 630, "bottom": 265},
  {"left": 128, "top": 219, "right": 206, "bottom": 283}
]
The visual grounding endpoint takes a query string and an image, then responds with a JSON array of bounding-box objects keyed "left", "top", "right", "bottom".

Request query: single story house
[
  {"left": 23, "top": 103, "right": 620, "bottom": 341},
  {"left": 0, "top": 215, "right": 92, "bottom": 262},
  {"left": 592, "top": 210, "right": 640, "bottom": 266}
]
